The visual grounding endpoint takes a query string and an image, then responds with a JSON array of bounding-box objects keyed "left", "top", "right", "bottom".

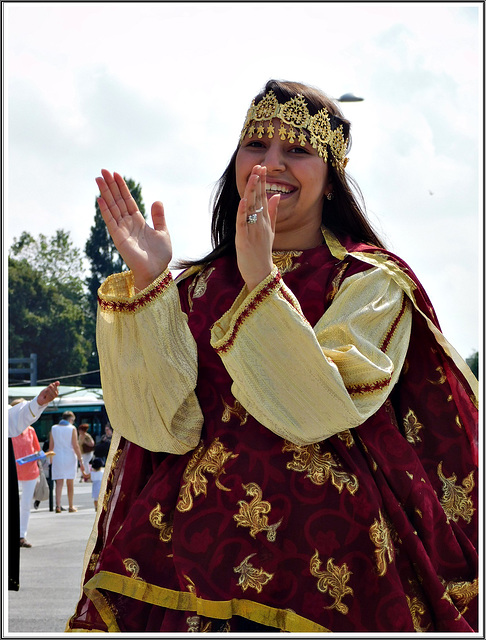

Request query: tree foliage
[
  {"left": 8, "top": 255, "right": 92, "bottom": 386},
  {"left": 8, "top": 178, "right": 146, "bottom": 388},
  {"left": 10, "top": 229, "right": 85, "bottom": 301}
]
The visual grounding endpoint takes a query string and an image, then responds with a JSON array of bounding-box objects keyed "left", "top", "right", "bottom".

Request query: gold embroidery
[
  {"left": 186, "top": 615, "right": 200, "bottom": 632},
  {"left": 406, "top": 595, "right": 430, "bottom": 632},
  {"left": 102, "top": 487, "right": 112, "bottom": 511},
  {"left": 272, "top": 250, "right": 302, "bottom": 274},
  {"left": 403, "top": 409, "right": 423, "bottom": 444},
  {"left": 233, "top": 554, "right": 274, "bottom": 593},
  {"left": 428, "top": 365, "right": 447, "bottom": 385},
  {"left": 326, "top": 260, "right": 350, "bottom": 304},
  {"left": 101, "top": 448, "right": 122, "bottom": 512},
  {"left": 310, "top": 551, "right": 353, "bottom": 615},
  {"left": 443, "top": 578, "right": 478, "bottom": 615},
  {"left": 123, "top": 558, "right": 144, "bottom": 581},
  {"left": 455, "top": 414, "right": 462, "bottom": 429},
  {"left": 177, "top": 439, "right": 238, "bottom": 512},
  {"left": 187, "top": 266, "right": 216, "bottom": 311},
  {"left": 184, "top": 574, "right": 197, "bottom": 594},
  {"left": 88, "top": 552, "right": 99, "bottom": 572},
  {"left": 283, "top": 441, "right": 359, "bottom": 494},
  {"left": 369, "top": 510, "right": 395, "bottom": 576},
  {"left": 336, "top": 429, "right": 355, "bottom": 448},
  {"left": 437, "top": 461, "right": 475, "bottom": 524},
  {"left": 221, "top": 397, "right": 248, "bottom": 426},
  {"left": 233, "top": 482, "right": 283, "bottom": 542},
  {"left": 149, "top": 503, "right": 174, "bottom": 542}
]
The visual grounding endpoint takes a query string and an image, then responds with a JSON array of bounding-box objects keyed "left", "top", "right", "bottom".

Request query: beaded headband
[{"left": 239, "top": 90, "right": 349, "bottom": 170}]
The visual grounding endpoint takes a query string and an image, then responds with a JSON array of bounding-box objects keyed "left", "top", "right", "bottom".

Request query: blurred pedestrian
[
  {"left": 78, "top": 423, "right": 95, "bottom": 478},
  {"left": 11, "top": 402, "right": 41, "bottom": 548},
  {"left": 86, "top": 457, "right": 104, "bottom": 510},
  {"left": 49, "top": 411, "right": 86, "bottom": 512},
  {"left": 94, "top": 422, "right": 112, "bottom": 464},
  {"left": 8, "top": 381, "right": 59, "bottom": 590}
]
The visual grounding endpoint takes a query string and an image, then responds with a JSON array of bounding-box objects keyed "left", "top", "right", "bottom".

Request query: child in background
[{"left": 87, "top": 457, "right": 104, "bottom": 510}]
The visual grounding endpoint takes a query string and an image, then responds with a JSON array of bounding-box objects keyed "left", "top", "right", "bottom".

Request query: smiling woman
[{"left": 66, "top": 79, "right": 478, "bottom": 634}]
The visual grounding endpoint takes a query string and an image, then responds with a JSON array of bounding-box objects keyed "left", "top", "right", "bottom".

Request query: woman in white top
[{"left": 49, "top": 411, "right": 85, "bottom": 512}]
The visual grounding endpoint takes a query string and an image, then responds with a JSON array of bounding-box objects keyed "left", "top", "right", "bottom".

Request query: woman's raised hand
[
  {"left": 235, "top": 165, "right": 280, "bottom": 291},
  {"left": 96, "top": 170, "right": 172, "bottom": 291}
]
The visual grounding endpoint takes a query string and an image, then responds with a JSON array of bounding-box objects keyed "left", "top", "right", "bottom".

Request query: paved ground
[{"left": 6, "top": 479, "right": 97, "bottom": 636}]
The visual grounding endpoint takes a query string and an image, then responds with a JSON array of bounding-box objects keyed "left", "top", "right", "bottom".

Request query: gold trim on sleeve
[{"left": 98, "top": 269, "right": 173, "bottom": 313}]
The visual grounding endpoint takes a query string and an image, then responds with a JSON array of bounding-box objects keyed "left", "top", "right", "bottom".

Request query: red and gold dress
[{"left": 67, "top": 229, "right": 478, "bottom": 633}]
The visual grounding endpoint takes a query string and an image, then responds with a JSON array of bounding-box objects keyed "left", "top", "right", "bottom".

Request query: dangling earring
[{"left": 326, "top": 192, "right": 334, "bottom": 201}]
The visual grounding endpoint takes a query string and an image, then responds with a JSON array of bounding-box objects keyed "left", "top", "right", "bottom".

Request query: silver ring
[
  {"left": 255, "top": 206, "right": 264, "bottom": 213},
  {"left": 246, "top": 213, "right": 258, "bottom": 224}
]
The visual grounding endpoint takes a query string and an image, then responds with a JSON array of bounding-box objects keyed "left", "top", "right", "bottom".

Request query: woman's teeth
[{"left": 266, "top": 184, "right": 292, "bottom": 194}]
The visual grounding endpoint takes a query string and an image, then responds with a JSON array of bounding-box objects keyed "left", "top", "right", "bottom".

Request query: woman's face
[{"left": 236, "top": 119, "right": 331, "bottom": 243}]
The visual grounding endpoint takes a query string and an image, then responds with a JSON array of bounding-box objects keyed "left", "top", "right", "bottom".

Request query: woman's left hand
[{"left": 235, "top": 165, "right": 280, "bottom": 291}]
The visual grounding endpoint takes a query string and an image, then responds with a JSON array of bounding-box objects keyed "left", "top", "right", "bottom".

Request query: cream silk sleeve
[
  {"left": 210, "top": 265, "right": 412, "bottom": 445},
  {"left": 97, "top": 269, "right": 203, "bottom": 454}
]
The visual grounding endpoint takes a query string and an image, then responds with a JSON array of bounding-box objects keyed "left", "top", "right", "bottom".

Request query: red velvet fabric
[{"left": 67, "top": 241, "right": 478, "bottom": 633}]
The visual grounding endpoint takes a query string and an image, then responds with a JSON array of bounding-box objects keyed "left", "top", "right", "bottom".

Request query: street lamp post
[{"left": 337, "top": 93, "right": 364, "bottom": 102}]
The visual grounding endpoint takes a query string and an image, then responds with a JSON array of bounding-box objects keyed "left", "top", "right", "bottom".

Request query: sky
[{"left": 3, "top": 1, "right": 483, "bottom": 361}]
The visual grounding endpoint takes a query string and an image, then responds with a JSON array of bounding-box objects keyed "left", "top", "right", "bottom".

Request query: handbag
[{"left": 33, "top": 468, "right": 49, "bottom": 502}]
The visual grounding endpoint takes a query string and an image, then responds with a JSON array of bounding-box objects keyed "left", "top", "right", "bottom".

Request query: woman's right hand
[{"left": 96, "top": 169, "right": 172, "bottom": 291}]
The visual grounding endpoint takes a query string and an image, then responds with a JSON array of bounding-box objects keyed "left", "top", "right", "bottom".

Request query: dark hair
[
  {"left": 175, "top": 79, "right": 385, "bottom": 269},
  {"left": 91, "top": 457, "right": 103, "bottom": 470}
]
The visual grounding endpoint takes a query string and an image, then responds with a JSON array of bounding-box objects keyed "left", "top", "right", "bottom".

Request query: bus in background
[{"left": 7, "top": 386, "right": 107, "bottom": 444}]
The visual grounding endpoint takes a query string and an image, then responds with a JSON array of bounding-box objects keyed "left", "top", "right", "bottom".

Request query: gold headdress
[{"left": 239, "top": 90, "right": 349, "bottom": 170}]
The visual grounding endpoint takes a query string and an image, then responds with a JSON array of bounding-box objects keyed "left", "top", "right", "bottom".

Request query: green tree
[
  {"left": 8, "top": 256, "right": 92, "bottom": 385},
  {"left": 466, "top": 350, "right": 478, "bottom": 379},
  {"left": 10, "top": 229, "right": 85, "bottom": 302}
]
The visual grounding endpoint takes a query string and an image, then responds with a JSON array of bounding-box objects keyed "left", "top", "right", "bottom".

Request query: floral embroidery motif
[
  {"left": 102, "top": 487, "right": 112, "bottom": 512},
  {"left": 271, "top": 250, "right": 302, "bottom": 274},
  {"left": 88, "top": 552, "right": 99, "bottom": 572},
  {"left": 221, "top": 397, "right": 248, "bottom": 426},
  {"left": 437, "top": 461, "right": 475, "bottom": 524},
  {"left": 233, "top": 553, "right": 274, "bottom": 593},
  {"left": 326, "top": 260, "right": 350, "bottom": 304},
  {"left": 310, "top": 551, "right": 353, "bottom": 615},
  {"left": 177, "top": 438, "right": 238, "bottom": 513},
  {"left": 283, "top": 441, "right": 359, "bottom": 494},
  {"left": 186, "top": 616, "right": 216, "bottom": 633},
  {"left": 442, "top": 578, "right": 478, "bottom": 615},
  {"left": 184, "top": 574, "right": 197, "bottom": 594},
  {"left": 123, "top": 558, "right": 144, "bottom": 581},
  {"left": 369, "top": 510, "right": 395, "bottom": 576},
  {"left": 403, "top": 409, "right": 423, "bottom": 444},
  {"left": 187, "top": 266, "right": 215, "bottom": 311},
  {"left": 406, "top": 595, "right": 430, "bottom": 632},
  {"left": 149, "top": 503, "right": 174, "bottom": 542},
  {"left": 186, "top": 616, "right": 200, "bottom": 632},
  {"left": 233, "top": 482, "right": 283, "bottom": 541},
  {"left": 336, "top": 429, "right": 355, "bottom": 448},
  {"left": 428, "top": 365, "right": 447, "bottom": 385}
]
